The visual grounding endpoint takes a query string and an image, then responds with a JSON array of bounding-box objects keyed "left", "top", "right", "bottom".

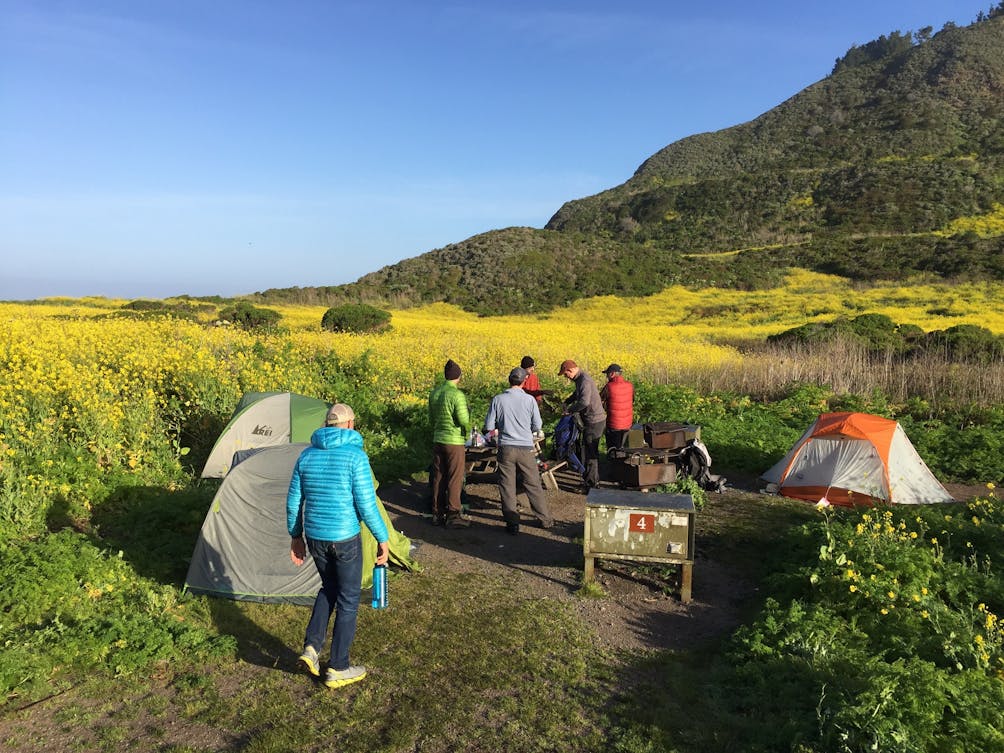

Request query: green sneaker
[
  {"left": 298, "top": 645, "right": 320, "bottom": 677},
  {"left": 324, "top": 665, "right": 367, "bottom": 689}
]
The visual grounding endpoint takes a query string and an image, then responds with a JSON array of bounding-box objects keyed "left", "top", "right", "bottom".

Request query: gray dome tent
[{"left": 185, "top": 443, "right": 418, "bottom": 603}]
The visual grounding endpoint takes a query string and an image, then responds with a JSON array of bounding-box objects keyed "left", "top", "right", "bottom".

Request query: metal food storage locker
[{"left": 583, "top": 488, "right": 696, "bottom": 603}]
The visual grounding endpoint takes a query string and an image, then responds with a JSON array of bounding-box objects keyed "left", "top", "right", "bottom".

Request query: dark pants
[
  {"left": 304, "top": 534, "right": 362, "bottom": 671},
  {"left": 605, "top": 428, "right": 628, "bottom": 451},
  {"left": 497, "top": 445, "right": 551, "bottom": 527},
  {"left": 582, "top": 419, "right": 606, "bottom": 487},
  {"left": 431, "top": 442, "right": 466, "bottom": 518}
]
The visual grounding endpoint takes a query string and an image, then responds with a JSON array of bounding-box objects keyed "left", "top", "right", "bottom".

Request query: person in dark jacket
[
  {"left": 287, "top": 403, "right": 389, "bottom": 689},
  {"left": 600, "top": 363, "right": 634, "bottom": 450},
  {"left": 428, "top": 358, "right": 471, "bottom": 528},
  {"left": 558, "top": 359, "right": 606, "bottom": 488}
]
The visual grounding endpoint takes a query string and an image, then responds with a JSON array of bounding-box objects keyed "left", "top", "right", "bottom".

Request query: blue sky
[{"left": 0, "top": 1, "right": 987, "bottom": 300}]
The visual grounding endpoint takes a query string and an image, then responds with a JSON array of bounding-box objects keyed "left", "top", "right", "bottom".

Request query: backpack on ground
[{"left": 678, "top": 439, "right": 726, "bottom": 492}]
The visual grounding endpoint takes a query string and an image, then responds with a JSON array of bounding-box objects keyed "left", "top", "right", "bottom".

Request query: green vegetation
[
  {"left": 608, "top": 496, "right": 1004, "bottom": 753},
  {"left": 102, "top": 299, "right": 217, "bottom": 322},
  {"left": 769, "top": 314, "right": 1004, "bottom": 361},
  {"left": 320, "top": 303, "right": 392, "bottom": 333},
  {"left": 216, "top": 300, "right": 281, "bottom": 331},
  {"left": 654, "top": 475, "right": 708, "bottom": 511},
  {"left": 7, "top": 11, "right": 1004, "bottom": 750}
]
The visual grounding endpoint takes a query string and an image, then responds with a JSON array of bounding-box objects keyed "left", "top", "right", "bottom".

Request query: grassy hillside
[
  {"left": 252, "top": 13, "right": 1004, "bottom": 315},
  {"left": 547, "top": 16, "right": 1004, "bottom": 273}
]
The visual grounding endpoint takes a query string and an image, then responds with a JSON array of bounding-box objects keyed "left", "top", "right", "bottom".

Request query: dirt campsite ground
[{"left": 379, "top": 467, "right": 991, "bottom": 654}]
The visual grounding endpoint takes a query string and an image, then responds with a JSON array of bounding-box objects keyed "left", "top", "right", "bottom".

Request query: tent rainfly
[
  {"left": 760, "top": 412, "right": 954, "bottom": 507},
  {"left": 185, "top": 443, "right": 419, "bottom": 603},
  {"left": 201, "top": 392, "right": 330, "bottom": 478}
]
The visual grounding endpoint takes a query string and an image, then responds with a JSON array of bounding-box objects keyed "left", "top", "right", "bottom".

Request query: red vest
[
  {"left": 522, "top": 371, "right": 543, "bottom": 404},
  {"left": 602, "top": 376, "right": 634, "bottom": 430}
]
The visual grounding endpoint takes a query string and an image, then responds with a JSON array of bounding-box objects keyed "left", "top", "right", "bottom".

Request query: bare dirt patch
[
  {"left": 379, "top": 468, "right": 764, "bottom": 655},
  {"left": 380, "top": 469, "right": 991, "bottom": 656}
]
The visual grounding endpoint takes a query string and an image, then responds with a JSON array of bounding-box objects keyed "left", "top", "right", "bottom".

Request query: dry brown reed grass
[{"left": 641, "top": 338, "right": 1004, "bottom": 409}]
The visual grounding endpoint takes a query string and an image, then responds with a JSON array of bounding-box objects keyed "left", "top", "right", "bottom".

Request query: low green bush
[
  {"left": 321, "top": 303, "right": 392, "bottom": 333},
  {"left": 0, "top": 529, "right": 235, "bottom": 703},
  {"left": 217, "top": 301, "right": 281, "bottom": 332},
  {"left": 722, "top": 497, "right": 1004, "bottom": 752}
]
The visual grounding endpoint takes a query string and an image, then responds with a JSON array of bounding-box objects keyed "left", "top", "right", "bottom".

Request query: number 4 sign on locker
[{"left": 629, "top": 513, "right": 655, "bottom": 533}]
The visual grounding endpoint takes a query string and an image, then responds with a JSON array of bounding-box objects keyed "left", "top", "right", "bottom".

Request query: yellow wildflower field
[
  {"left": 2, "top": 270, "right": 1002, "bottom": 395},
  {"left": 1, "top": 270, "right": 1001, "bottom": 532}
]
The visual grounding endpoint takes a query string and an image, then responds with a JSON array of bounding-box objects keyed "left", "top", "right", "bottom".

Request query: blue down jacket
[{"left": 286, "top": 427, "right": 389, "bottom": 544}]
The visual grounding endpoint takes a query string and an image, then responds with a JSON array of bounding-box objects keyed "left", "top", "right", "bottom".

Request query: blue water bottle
[{"left": 371, "top": 564, "right": 388, "bottom": 609}]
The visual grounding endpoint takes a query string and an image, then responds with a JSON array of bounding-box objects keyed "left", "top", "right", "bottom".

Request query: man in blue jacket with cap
[{"left": 287, "top": 402, "right": 389, "bottom": 689}]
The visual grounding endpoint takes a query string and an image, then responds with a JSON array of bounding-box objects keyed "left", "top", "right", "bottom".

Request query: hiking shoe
[
  {"left": 430, "top": 514, "right": 445, "bottom": 526},
  {"left": 298, "top": 645, "right": 321, "bottom": 677},
  {"left": 505, "top": 522, "right": 519, "bottom": 536},
  {"left": 445, "top": 514, "right": 470, "bottom": 529},
  {"left": 324, "top": 665, "right": 367, "bottom": 689}
]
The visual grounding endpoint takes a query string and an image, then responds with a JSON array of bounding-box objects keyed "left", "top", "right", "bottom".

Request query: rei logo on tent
[{"left": 201, "top": 392, "right": 331, "bottom": 479}]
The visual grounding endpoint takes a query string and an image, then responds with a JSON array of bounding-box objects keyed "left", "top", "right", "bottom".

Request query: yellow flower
[
  {"left": 849, "top": 585, "right": 858, "bottom": 592},
  {"left": 887, "top": 591, "right": 897, "bottom": 600},
  {"left": 921, "top": 610, "right": 929, "bottom": 619},
  {"left": 881, "top": 608, "right": 889, "bottom": 615}
]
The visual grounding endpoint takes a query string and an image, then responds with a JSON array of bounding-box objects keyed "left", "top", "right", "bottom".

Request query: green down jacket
[{"left": 428, "top": 380, "right": 471, "bottom": 445}]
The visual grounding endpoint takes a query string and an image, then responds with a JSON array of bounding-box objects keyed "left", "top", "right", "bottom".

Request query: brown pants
[{"left": 431, "top": 443, "right": 466, "bottom": 518}]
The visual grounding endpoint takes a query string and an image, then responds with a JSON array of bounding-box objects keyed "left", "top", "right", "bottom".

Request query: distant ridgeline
[{"left": 252, "top": 10, "right": 1004, "bottom": 316}]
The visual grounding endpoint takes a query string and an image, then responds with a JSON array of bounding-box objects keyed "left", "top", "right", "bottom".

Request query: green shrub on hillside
[
  {"left": 924, "top": 323, "right": 1004, "bottom": 362},
  {"left": 769, "top": 315, "right": 1004, "bottom": 361},
  {"left": 217, "top": 301, "right": 281, "bottom": 332},
  {"left": 321, "top": 303, "right": 392, "bottom": 333}
]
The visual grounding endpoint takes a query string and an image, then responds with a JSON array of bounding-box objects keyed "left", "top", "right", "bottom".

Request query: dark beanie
[
  {"left": 444, "top": 358, "right": 462, "bottom": 380},
  {"left": 520, "top": 355, "right": 535, "bottom": 369}
]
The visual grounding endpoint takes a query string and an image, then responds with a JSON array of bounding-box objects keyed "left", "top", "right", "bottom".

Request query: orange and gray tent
[
  {"left": 761, "top": 412, "right": 953, "bottom": 507},
  {"left": 201, "top": 392, "right": 330, "bottom": 478}
]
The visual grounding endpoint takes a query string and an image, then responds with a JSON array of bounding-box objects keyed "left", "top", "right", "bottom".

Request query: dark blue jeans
[{"left": 304, "top": 533, "right": 362, "bottom": 671}]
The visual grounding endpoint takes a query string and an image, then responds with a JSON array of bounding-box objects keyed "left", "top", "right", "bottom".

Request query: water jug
[{"left": 371, "top": 564, "right": 388, "bottom": 609}]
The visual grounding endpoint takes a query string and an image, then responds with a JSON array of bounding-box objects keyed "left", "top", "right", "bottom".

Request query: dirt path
[
  {"left": 378, "top": 469, "right": 762, "bottom": 654},
  {"left": 380, "top": 468, "right": 990, "bottom": 655}
]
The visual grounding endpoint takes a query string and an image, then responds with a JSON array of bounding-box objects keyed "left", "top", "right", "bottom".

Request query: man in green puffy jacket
[{"left": 428, "top": 358, "right": 471, "bottom": 528}]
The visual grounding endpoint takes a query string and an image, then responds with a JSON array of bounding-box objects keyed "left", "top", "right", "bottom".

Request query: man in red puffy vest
[{"left": 600, "top": 364, "right": 634, "bottom": 451}]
